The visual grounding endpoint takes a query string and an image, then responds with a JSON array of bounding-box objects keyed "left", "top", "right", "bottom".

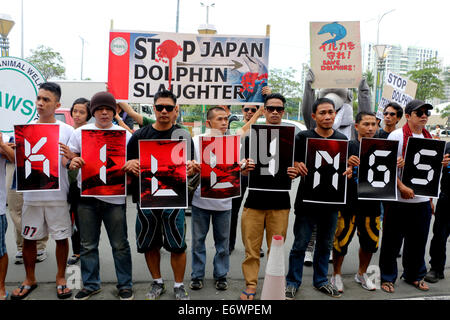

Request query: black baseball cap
[{"left": 404, "top": 99, "right": 433, "bottom": 115}]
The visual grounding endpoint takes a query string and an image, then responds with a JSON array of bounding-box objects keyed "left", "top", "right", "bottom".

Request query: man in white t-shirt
[
  {"left": 68, "top": 91, "right": 133, "bottom": 300},
  {"left": 379, "top": 99, "right": 450, "bottom": 293},
  {"left": 12, "top": 82, "right": 74, "bottom": 300},
  {"left": 0, "top": 133, "right": 15, "bottom": 300},
  {"left": 189, "top": 106, "right": 233, "bottom": 291}
]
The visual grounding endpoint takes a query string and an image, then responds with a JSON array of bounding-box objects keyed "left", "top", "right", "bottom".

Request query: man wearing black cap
[
  {"left": 67, "top": 91, "right": 134, "bottom": 300},
  {"left": 379, "top": 99, "right": 450, "bottom": 293}
]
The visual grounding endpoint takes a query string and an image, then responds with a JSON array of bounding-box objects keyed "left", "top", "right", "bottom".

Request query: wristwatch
[{"left": 66, "top": 159, "right": 72, "bottom": 169}]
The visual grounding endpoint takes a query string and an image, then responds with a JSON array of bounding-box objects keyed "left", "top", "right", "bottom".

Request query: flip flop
[
  {"left": 404, "top": 279, "right": 429, "bottom": 291},
  {"left": 56, "top": 285, "right": 73, "bottom": 299},
  {"left": 0, "top": 291, "right": 9, "bottom": 300},
  {"left": 240, "top": 290, "right": 256, "bottom": 300},
  {"left": 381, "top": 282, "right": 395, "bottom": 293},
  {"left": 11, "top": 284, "right": 38, "bottom": 300}
]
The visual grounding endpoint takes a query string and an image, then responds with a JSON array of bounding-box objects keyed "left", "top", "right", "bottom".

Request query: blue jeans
[
  {"left": 286, "top": 210, "right": 338, "bottom": 288},
  {"left": 191, "top": 205, "right": 231, "bottom": 280},
  {"left": 379, "top": 201, "right": 432, "bottom": 283},
  {"left": 78, "top": 198, "right": 132, "bottom": 291}
]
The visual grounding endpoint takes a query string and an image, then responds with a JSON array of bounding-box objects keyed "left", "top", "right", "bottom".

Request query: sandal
[
  {"left": 381, "top": 282, "right": 395, "bottom": 293},
  {"left": 11, "top": 283, "right": 38, "bottom": 300},
  {"left": 0, "top": 291, "right": 9, "bottom": 300},
  {"left": 57, "top": 284, "right": 73, "bottom": 299},
  {"left": 404, "top": 279, "right": 429, "bottom": 291},
  {"left": 240, "top": 290, "right": 256, "bottom": 300}
]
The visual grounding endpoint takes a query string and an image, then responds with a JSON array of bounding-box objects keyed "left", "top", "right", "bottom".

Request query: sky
[{"left": 2, "top": 0, "right": 450, "bottom": 82}]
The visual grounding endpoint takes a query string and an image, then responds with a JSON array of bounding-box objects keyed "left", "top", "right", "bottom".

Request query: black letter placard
[
  {"left": 358, "top": 138, "right": 398, "bottom": 200},
  {"left": 402, "top": 137, "right": 445, "bottom": 197},
  {"left": 303, "top": 138, "right": 348, "bottom": 204},
  {"left": 248, "top": 124, "right": 295, "bottom": 192}
]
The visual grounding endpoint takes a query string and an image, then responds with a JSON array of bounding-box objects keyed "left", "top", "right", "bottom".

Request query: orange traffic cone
[{"left": 261, "top": 235, "right": 286, "bottom": 300}]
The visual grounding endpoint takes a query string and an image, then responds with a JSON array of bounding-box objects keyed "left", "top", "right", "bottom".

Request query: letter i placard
[
  {"left": 81, "top": 129, "right": 127, "bottom": 196},
  {"left": 139, "top": 139, "right": 188, "bottom": 209},
  {"left": 14, "top": 124, "right": 60, "bottom": 191}
]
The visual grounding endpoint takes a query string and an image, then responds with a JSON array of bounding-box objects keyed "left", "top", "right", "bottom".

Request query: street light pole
[
  {"left": 0, "top": 13, "right": 15, "bottom": 57},
  {"left": 376, "top": 9, "right": 395, "bottom": 45},
  {"left": 80, "top": 36, "right": 85, "bottom": 80},
  {"left": 176, "top": 0, "right": 180, "bottom": 32}
]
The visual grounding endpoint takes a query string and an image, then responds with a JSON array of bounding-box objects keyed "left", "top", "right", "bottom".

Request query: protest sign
[
  {"left": 310, "top": 21, "right": 362, "bottom": 88},
  {"left": 200, "top": 135, "right": 241, "bottom": 199},
  {"left": 139, "top": 139, "right": 188, "bottom": 209},
  {"left": 81, "top": 129, "right": 127, "bottom": 197},
  {"left": 358, "top": 138, "right": 398, "bottom": 200},
  {"left": 376, "top": 71, "right": 417, "bottom": 118},
  {"left": 248, "top": 124, "right": 295, "bottom": 191},
  {"left": 402, "top": 137, "right": 445, "bottom": 198},
  {"left": 14, "top": 124, "right": 59, "bottom": 192},
  {"left": 303, "top": 138, "right": 348, "bottom": 204},
  {"left": 0, "top": 57, "right": 45, "bottom": 133},
  {"left": 108, "top": 30, "right": 270, "bottom": 105}
]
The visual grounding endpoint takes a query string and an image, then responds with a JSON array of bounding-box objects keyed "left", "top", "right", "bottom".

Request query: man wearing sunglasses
[
  {"left": 378, "top": 102, "right": 403, "bottom": 139},
  {"left": 124, "top": 89, "right": 196, "bottom": 300},
  {"left": 239, "top": 93, "right": 299, "bottom": 300},
  {"left": 379, "top": 99, "right": 450, "bottom": 293}
]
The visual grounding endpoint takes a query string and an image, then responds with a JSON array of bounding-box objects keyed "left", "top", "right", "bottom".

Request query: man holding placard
[
  {"left": 67, "top": 91, "right": 133, "bottom": 300},
  {"left": 379, "top": 99, "right": 450, "bottom": 293}
]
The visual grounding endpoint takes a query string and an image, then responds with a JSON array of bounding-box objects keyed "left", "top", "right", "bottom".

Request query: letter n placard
[
  {"left": 402, "top": 137, "right": 445, "bottom": 198},
  {"left": 139, "top": 139, "right": 187, "bottom": 209},
  {"left": 81, "top": 129, "right": 127, "bottom": 196},
  {"left": 303, "top": 138, "right": 348, "bottom": 204},
  {"left": 14, "top": 124, "right": 60, "bottom": 192}
]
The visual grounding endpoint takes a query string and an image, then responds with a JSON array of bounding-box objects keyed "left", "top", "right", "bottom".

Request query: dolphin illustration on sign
[{"left": 318, "top": 22, "right": 347, "bottom": 46}]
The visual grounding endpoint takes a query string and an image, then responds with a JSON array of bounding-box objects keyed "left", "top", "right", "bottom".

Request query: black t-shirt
[
  {"left": 127, "top": 124, "right": 194, "bottom": 203},
  {"left": 438, "top": 143, "right": 450, "bottom": 203},
  {"left": 242, "top": 135, "right": 291, "bottom": 210},
  {"left": 377, "top": 128, "right": 390, "bottom": 139},
  {"left": 345, "top": 139, "right": 381, "bottom": 217},
  {"left": 294, "top": 129, "right": 348, "bottom": 214}
]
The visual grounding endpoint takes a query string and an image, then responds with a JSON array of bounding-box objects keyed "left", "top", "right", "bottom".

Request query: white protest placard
[
  {"left": 0, "top": 57, "right": 45, "bottom": 133},
  {"left": 310, "top": 21, "right": 362, "bottom": 88},
  {"left": 376, "top": 71, "right": 417, "bottom": 118},
  {"left": 108, "top": 30, "right": 270, "bottom": 105}
]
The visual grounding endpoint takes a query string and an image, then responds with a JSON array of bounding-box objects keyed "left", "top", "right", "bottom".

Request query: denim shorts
[{"left": 0, "top": 215, "right": 7, "bottom": 257}]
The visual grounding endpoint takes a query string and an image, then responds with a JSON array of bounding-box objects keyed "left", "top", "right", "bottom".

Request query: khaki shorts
[{"left": 22, "top": 201, "right": 72, "bottom": 241}]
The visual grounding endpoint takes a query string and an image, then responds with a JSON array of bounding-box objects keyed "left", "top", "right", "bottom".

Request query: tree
[
  {"left": 268, "top": 67, "right": 303, "bottom": 98},
  {"left": 407, "top": 57, "right": 445, "bottom": 101},
  {"left": 26, "top": 45, "right": 66, "bottom": 80}
]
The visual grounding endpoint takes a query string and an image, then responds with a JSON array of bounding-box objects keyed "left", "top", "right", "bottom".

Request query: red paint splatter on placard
[
  {"left": 155, "top": 40, "right": 182, "bottom": 90},
  {"left": 240, "top": 72, "right": 268, "bottom": 93}
]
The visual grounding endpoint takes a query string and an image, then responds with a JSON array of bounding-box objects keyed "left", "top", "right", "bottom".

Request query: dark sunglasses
[
  {"left": 413, "top": 109, "right": 431, "bottom": 117},
  {"left": 155, "top": 104, "right": 175, "bottom": 112},
  {"left": 383, "top": 112, "right": 396, "bottom": 117},
  {"left": 243, "top": 107, "right": 258, "bottom": 112},
  {"left": 265, "top": 106, "right": 285, "bottom": 113}
]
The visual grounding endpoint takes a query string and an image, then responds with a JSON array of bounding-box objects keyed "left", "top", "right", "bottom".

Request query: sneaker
[
  {"left": 145, "top": 281, "right": 166, "bottom": 300},
  {"left": 355, "top": 273, "right": 376, "bottom": 291},
  {"left": 215, "top": 278, "right": 228, "bottom": 291},
  {"left": 285, "top": 285, "right": 297, "bottom": 300},
  {"left": 118, "top": 288, "right": 134, "bottom": 300},
  {"left": 315, "top": 283, "right": 341, "bottom": 298},
  {"left": 36, "top": 250, "right": 47, "bottom": 263},
  {"left": 329, "top": 250, "right": 333, "bottom": 263},
  {"left": 14, "top": 252, "right": 23, "bottom": 264},
  {"left": 74, "top": 288, "right": 102, "bottom": 300},
  {"left": 67, "top": 254, "right": 80, "bottom": 265},
  {"left": 424, "top": 270, "right": 445, "bottom": 283},
  {"left": 304, "top": 251, "right": 313, "bottom": 267},
  {"left": 174, "top": 285, "right": 190, "bottom": 300},
  {"left": 189, "top": 279, "right": 204, "bottom": 290},
  {"left": 260, "top": 248, "right": 265, "bottom": 258},
  {"left": 330, "top": 274, "right": 344, "bottom": 293}
]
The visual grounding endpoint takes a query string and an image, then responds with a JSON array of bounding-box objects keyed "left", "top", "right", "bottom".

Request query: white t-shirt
[
  {"left": 388, "top": 128, "right": 429, "bottom": 204},
  {"left": 0, "top": 133, "right": 11, "bottom": 215},
  {"left": 191, "top": 134, "right": 232, "bottom": 211},
  {"left": 23, "top": 120, "right": 74, "bottom": 203},
  {"left": 67, "top": 123, "right": 131, "bottom": 205}
]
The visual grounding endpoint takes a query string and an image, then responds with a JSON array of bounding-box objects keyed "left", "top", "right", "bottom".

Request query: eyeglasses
[
  {"left": 413, "top": 109, "right": 431, "bottom": 117},
  {"left": 383, "top": 112, "right": 396, "bottom": 117},
  {"left": 154, "top": 104, "right": 175, "bottom": 112},
  {"left": 243, "top": 107, "right": 258, "bottom": 112},
  {"left": 265, "top": 106, "right": 285, "bottom": 113}
]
